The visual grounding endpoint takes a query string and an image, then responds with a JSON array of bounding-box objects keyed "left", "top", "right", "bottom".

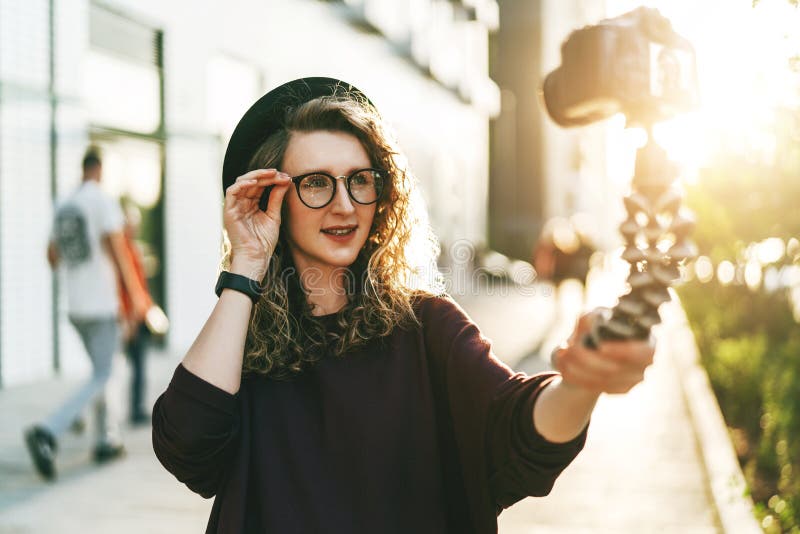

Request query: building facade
[
  {"left": 489, "top": 0, "right": 637, "bottom": 261},
  {"left": 0, "top": 0, "right": 500, "bottom": 386}
]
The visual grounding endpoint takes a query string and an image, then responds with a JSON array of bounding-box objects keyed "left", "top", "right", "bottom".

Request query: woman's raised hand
[{"left": 223, "top": 169, "right": 293, "bottom": 280}]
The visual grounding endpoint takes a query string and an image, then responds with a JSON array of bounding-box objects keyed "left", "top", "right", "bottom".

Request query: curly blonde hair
[{"left": 222, "top": 91, "right": 443, "bottom": 379}]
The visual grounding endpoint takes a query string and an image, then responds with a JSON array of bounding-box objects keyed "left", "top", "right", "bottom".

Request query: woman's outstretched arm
[
  {"left": 531, "top": 377, "right": 599, "bottom": 443},
  {"left": 532, "top": 311, "right": 655, "bottom": 443}
]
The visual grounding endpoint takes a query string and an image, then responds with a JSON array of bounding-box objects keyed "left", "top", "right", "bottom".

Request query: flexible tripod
[{"left": 584, "top": 125, "right": 696, "bottom": 348}]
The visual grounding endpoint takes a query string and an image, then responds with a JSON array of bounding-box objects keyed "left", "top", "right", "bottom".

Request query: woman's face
[{"left": 281, "top": 130, "right": 377, "bottom": 276}]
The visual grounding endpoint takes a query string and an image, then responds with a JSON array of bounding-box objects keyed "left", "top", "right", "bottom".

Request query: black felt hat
[{"left": 221, "top": 76, "right": 375, "bottom": 195}]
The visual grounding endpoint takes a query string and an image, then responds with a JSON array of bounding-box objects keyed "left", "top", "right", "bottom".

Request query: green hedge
[
  {"left": 674, "top": 87, "right": 800, "bottom": 531},
  {"left": 679, "top": 274, "right": 800, "bottom": 532}
]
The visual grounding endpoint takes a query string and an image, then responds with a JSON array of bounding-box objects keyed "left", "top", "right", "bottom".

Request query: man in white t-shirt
[{"left": 25, "top": 148, "right": 148, "bottom": 481}]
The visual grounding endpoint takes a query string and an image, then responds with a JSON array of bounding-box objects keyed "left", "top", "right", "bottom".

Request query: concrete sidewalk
[
  {"left": 0, "top": 350, "right": 212, "bottom": 534},
  {"left": 0, "top": 274, "right": 724, "bottom": 533}
]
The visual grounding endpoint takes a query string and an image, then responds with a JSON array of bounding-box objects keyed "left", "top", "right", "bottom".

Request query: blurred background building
[
  {"left": 490, "top": 0, "right": 661, "bottom": 263},
  {"left": 0, "top": 0, "right": 626, "bottom": 387}
]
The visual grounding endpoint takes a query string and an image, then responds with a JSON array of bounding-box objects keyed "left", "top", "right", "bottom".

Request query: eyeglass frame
[{"left": 288, "top": 167, "right": 386, "bottom": 209}]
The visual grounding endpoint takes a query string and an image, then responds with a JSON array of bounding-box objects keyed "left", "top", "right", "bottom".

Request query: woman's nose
[{"left": 330, "top": 178, "right": 355, "bottom": 213}]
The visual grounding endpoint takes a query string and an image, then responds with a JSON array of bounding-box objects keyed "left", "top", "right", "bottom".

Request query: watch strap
[{"left": 215, "top": 271, "right": 263, "bottom": 304}]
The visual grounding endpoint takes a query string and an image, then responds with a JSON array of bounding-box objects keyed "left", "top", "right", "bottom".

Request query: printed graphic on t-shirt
[{"left": 55, "top": 204, "right": 91, "bottom": 265}]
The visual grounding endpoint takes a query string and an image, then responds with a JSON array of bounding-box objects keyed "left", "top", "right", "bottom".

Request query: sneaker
[
  {"left": 92, "top": 442, "right": 126, "bottom": 464},
  {"left": 24, "top": 426, "right": 57, "bottom": 481}
]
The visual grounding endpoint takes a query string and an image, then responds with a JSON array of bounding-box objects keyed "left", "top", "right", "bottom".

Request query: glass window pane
[{"left": 84, "top": 50, "right": 161, "bottom": 134}]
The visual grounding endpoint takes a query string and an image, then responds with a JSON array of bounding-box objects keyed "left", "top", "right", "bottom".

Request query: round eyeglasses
[{"left": 290, "top": 168, "right": 385, "bottom": 209}]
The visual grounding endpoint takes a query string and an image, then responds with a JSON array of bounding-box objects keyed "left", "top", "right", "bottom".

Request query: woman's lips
[{"left": 321, "top": 227, "right": 357, "bottom": 242}]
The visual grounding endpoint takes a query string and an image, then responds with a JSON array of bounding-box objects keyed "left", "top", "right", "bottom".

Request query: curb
[{"left": 663, "top": 296, "right": 763, "bottom": 534}]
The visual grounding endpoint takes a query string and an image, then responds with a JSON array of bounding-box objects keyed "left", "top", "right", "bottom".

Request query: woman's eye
[
  {"left": 351, "top": 172, "right": 373, "bottom": 186},
  {"left": 303, "top": 176, "right": 330, "bottom": 189}
]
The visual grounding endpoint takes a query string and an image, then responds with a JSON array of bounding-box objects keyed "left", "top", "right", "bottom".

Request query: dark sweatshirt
[{"left": 152, "top": 295, "right": 588, "bottom": 533}]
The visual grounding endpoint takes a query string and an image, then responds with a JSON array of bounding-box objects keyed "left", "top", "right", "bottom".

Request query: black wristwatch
[{"left": 215, "top": 271, "right": 264, "bottom": 304}]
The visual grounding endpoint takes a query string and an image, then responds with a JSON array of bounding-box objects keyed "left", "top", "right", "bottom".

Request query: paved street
[{"left": 0, "top": 272, "right": 722, "bottom": 533}]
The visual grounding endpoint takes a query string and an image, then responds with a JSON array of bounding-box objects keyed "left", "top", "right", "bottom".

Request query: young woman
[{"left": 152, "top": 77, "right": 654, "bottom": 534}]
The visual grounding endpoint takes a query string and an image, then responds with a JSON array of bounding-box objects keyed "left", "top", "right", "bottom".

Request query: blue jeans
[
  {"left": 42, "top": 317, "right": 121, "bottom": 446},
  {"left": 125, "top": 322, "right": 150, "bottom": 420}
]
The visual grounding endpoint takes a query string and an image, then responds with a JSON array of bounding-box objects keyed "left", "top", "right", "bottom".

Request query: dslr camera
[{"left": 542, "top": 7, "right": 699, "bottom": 127}]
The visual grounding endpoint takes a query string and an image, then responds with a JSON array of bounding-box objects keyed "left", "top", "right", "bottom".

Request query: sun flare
[{"left": 604, "top": 0, "right": 800, "bottom": 180}]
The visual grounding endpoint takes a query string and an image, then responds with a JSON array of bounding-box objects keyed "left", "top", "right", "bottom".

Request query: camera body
[{"left": 542, "top": 7, "right": 699, "bottom": 127}]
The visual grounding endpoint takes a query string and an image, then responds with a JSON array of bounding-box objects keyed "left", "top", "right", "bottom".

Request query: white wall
[{"left": 0, "top": 0, "right": 57, "bottom": 384}]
